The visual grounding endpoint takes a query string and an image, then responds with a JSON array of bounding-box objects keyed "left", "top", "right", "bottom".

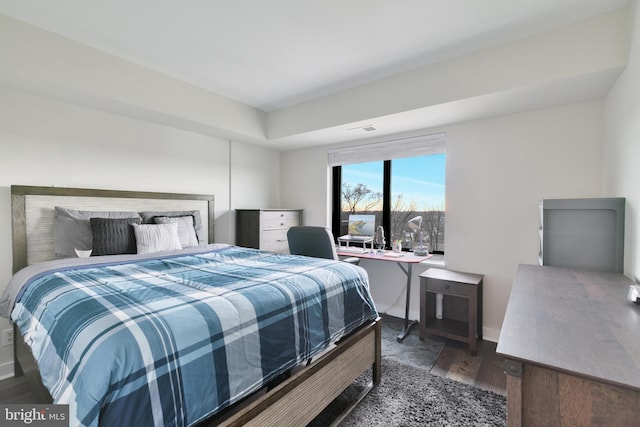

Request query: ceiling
[{"left": 0, "top": 0, "right": 630, "bottom": 149}]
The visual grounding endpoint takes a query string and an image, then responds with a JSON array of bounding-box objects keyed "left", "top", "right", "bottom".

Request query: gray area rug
[
  {"left": 379, "top": 316, "right": 446, "bottom": 370},
  {"left": 309, "top": 316, "right": 506, "bottom": 426}
]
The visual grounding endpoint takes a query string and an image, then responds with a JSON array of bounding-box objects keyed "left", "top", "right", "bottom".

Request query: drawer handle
[
  {"left": 281, "top": 222, "right": 284, "bottom": 226},
  {"left": 444, "top": 284, "right": 450, "bottom": 289}
]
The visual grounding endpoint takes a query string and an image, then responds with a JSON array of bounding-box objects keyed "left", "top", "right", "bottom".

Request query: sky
[{"left": 342, "top": 153, "right": 446, "bottom": 211}]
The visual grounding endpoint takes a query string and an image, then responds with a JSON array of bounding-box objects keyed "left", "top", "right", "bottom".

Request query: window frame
[{"left": 332, "top": 158, "right": 444, "bottom": 254}]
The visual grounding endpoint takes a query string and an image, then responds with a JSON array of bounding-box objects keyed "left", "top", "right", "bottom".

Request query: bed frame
[{"left": 10, "top": 185, "right": 381, "bottom": 426}]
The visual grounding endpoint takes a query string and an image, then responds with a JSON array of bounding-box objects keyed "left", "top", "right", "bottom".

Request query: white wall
[
  {"left": 0, "top": 86, "right": 281, "bottom": 376},
  {"left": 281, "top": 100, "right": 605, "bottom": 341},
  {"left": 0, "top": 14, "right": 266, "bottom": 144},
  {"left": 604, "top": 0, "right": 640, "bottom": 281},
  {"left": 280, "top": 145, "right": 333, "bottom": 226},
  {"left": 231, "top": 141, "right": 282, "bottom": 210}
]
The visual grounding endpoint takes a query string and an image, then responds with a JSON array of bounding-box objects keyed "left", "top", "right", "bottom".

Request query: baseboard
[
  {"left": 482, "top": 327, "right": 500, "bottom": 343},
  {"left": 0, "top": 360, "right": 14, "bottom": 380},
  {"left": 380, "top": 309, "right": 501, "bottom": 343}
]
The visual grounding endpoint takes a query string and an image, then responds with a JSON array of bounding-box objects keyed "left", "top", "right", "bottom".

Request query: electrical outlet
[{"left": 2, "top": 328, "right": 13, "bottom": 346}]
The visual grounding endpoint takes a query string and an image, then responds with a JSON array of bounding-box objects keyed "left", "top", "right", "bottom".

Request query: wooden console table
[
  {"left": 497, "top": 264, "right": 640, "bottom": 426},
  {"left": 419, "top": 268, "right": 483, "bottom": 355}
]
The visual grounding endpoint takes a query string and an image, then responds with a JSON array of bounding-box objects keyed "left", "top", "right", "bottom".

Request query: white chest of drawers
[{"left": 235, "top": 209, "right": 303, "bottom": 253}]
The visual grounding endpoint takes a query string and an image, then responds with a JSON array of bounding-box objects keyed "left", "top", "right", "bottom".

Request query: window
[
  {"left": 390, "top": 154, "right": 445, "bottom": 252},
  {"left": 330, "top": 134, "right": 445, "bottom": 253}
]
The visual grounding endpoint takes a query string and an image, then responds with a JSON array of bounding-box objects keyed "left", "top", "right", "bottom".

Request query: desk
[
  {"left": 336, "top": 249, "right": 432, "bottom": 342},
  {"left": 497, "top": 264, "right": 640, "bottom": 426}
]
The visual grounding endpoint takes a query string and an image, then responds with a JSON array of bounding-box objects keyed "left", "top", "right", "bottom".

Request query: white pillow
[
  {"left": 154, "top": 216, "right": 199, "bottom": 248},
  {"left": 132, "top": 223, "right": 183, "bottom": 254}
]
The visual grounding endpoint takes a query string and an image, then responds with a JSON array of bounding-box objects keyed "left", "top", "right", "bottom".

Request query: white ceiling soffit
[
  {"left": 0, "top": 0, "right": 629, "bottom": 112},
  {"left": 267, "top": 67, "right": 622, "bottom": 150}
]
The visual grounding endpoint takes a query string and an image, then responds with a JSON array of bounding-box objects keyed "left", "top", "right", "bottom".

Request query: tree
[
  {"left": 390, "top": 194, "right": 416, "bottom": 241},
  {"left": 342, "top": 183, "right": 382, "bottom": 213}
]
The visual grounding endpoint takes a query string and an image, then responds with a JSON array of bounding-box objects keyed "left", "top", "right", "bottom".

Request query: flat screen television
[{"left": 540, "top": 197, "right": 625, "bottom": 273}]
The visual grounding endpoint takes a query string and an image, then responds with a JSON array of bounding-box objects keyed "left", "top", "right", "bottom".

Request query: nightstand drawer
[{"left": 426, "top": 279, "right": 469, "bottom": 297}]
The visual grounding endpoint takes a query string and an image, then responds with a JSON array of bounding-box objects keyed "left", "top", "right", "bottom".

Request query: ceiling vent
[{"left": 348, "top": 124, "right": 377, "bottom": 132}]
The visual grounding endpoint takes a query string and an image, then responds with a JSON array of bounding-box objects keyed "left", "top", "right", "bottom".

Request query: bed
[{"left": 1, "top": 185, "right": 381, "bottom": 427}]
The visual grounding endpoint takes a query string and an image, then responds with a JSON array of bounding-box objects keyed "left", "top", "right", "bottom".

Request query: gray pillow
[
  {"left": 54, "top": 207, "right": 141, "bottom": 258},
  {"left": 154, "top": 216, "right": 199, "bottom": 248},
  {"left": 132, "top": 223, "right": 183, "bottom": 254},
  {"left": 90, "top": 217, "right": 141, "bottom": 256},
  {"left": 140, "top": 210, "right": 205, "bottom": 244}
]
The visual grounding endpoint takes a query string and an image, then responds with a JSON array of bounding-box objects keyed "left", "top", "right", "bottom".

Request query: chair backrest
[{"left": 287, "top": 226, "right": 338, "bottom": 260}]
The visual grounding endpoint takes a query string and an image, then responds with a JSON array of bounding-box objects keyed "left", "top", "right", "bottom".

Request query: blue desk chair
[{"left": 287, "top": 226, "right": 360, "bottom": 266}]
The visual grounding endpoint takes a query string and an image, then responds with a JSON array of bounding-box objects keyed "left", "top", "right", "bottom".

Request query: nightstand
[{"left": 419, "top": 268, "right": 483, "bottom": 355}]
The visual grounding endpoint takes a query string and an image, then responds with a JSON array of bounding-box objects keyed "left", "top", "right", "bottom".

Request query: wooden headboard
[{"left": 11, "top": 185, "right": 215, "bottom": 273}]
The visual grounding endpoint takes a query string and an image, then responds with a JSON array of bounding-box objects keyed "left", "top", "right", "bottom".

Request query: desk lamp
[{"left": 407, "top": 216, "right": 429, "bottom": 256}]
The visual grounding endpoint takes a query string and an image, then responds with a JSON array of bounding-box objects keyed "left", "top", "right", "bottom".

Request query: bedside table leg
[
  {"left": 477, "top": 280, "right": 483, "bottom": 340},
  {"left": 419, "top": 279, "right": 426, "bottom": 340},
  {"left": 469, "top": 292, "right": 477, "bottom": 355}
]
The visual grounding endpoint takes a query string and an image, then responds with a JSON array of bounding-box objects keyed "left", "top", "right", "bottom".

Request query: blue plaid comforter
[{"left": 9, "top": 245, "right": 378, "bottom": 427}]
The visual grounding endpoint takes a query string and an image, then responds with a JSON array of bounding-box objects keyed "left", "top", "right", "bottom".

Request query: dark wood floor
[
  {"left": 431, "top": 338, "right": 506, "bottom": 396},
  {"left": 0, "top": 371, "right": 34, "bottom": 403},
  {"left": 0, "top": 338, "right": 506, "bottom": 405}
]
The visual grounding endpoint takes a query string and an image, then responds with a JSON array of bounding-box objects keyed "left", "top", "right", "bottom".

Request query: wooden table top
[{"left": 497, "top": 264, "right": 640, "bottom": 391}]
